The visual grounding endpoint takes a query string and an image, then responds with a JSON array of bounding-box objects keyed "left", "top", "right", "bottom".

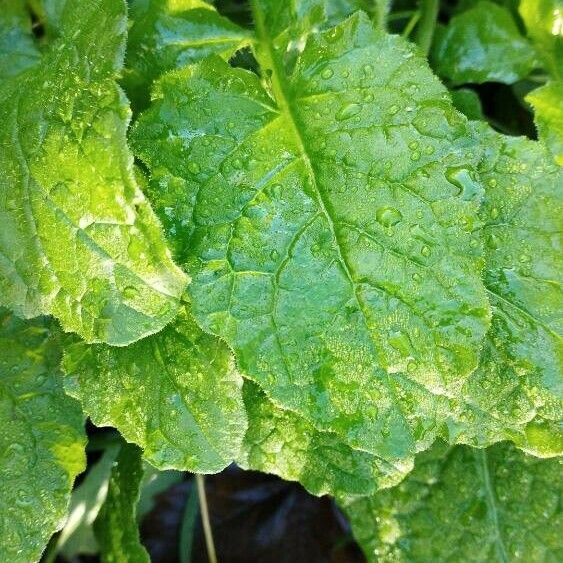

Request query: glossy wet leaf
[
  {"left": 431, "top": 1, "right": 537, "bottom": 85},
  {"left": 0, "top": 309, "right": 86, "bottom": 563},
  {"left": 458, "top": 129, "right": 562, "bottom": 456},
  {"left": 341, "top": 441, "right": 563, "bottom": 562},
  {"left": 124, "top": 0, "right": 252, "bottom": 111},
  {"left": 239, "top": 382, "right": 412, "bottom": 496},
  {"left": 133, "top": 11, "right": 491, "bottom": 458},
  {"left": 95, "top": 443, "right": 150, "bottom": 563},
  {"left": 63, "top": 305, "right": 247, "bottom": 472},
  {"left": 0, "top": 0, "right": 187, "bottom": 345}
]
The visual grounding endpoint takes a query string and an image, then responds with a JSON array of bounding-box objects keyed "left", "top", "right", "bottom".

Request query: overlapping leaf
[
  {"left": 238, "top": 381, "right": 412, "bottom": 496},
  {"left": 0, "top": 309, "right": 86, "bottom": 562},
  {"left": 63, "top": 305, "right": 247, "bottom": 472},
  {"left": 0, "top": 0, "right": 187, "bottom": 345},
  {"left": 133, "top": 10, "right": 491, "bottom": 460},
  {"left": 123, "top": 0, "right": 252, "bottom": 111},
  {"left": 340, "top": 441, "right": 563, "bottom": 562}
]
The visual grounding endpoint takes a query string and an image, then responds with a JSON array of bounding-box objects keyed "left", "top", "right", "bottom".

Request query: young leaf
[
  {"left": 132, "top": 11, "right": 490, "bottom": 457},
  {"left": 123, "top": 0, "right": 252, "bottom": 111},
  {"left": 94, "top": 443, "right": 150, "bottom": 563},
  {"left": 0, "top": 309, "right": 86, "bottom": 563},
  {"left": 431, "top": 1, "right": 538, "bottom": 85},
  {"left": 527, "top": 81, "right": 563, "bottom": 165},
  {"left": 0, "top": 0, "right": 187, "bottom": 346},
  {"left": 340, "top": 442, "right": 563, "bottom": 562},
  {"left": 238, "top": 381, "right": 412, "bottom": 496},
  {"left": 63, "top": 305, "right": 247, "bottom": 472}
]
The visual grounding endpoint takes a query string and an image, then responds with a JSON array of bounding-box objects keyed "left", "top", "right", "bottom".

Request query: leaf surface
[
  {"left": 124, "top": 0, "right": 252, "bottom": 111},
  {"left": 238, "top": 381, "right": 412, "bottom": 496},
  {"left": 0, "top": 0, "right": 187, "bottom": 345},
  {"left": 63, "top": 305, "right": 247, "bottom": 472},
  {"left": 341, "top": 442, "right": 563, "bottom": 562},
  {"left": 133, "top": 11, "right": 491, "bottom": 458},
  {"left": 0, "top": 310, "right": 86, "bottom": 563},
  {"left": 431, "top": 1, "right": 537, "bottom": 85},
  {"left": 94, "top": 443, "right": 150, "bottom": 563}
]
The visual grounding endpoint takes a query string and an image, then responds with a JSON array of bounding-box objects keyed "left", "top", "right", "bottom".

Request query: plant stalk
[
  {"left": 415, "top": 0, "right": 439, "bottom": 55},
  {"left": 196, "top": 474, "right": 218, "bottom": 563}
]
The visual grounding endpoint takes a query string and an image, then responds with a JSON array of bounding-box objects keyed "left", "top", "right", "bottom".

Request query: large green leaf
[
  {"left": 133, "top": 10, "right": 491, "bottom": 459},
  {"left": 123, "top": 0, "right": 252, "bottom": 111},
  {"left": 0, "top": 310, "right": 86, "bottom": 563},
  {"left": 63, "top": 305, "right": 247, "bottom": 472},
  {"left": 94, "top": 443, "right": 150, "bottom": 563},
  {"left": 238, "top": 381, "right": 412, "bottom": 496},
  {"left": 527, "top": 82, "right": 563, "bottom": 165},
  {"left": 341, "top": 441, "right": 563, "bottom": 562},
  {"left": 431, "top": 1, "right": 538, "bottom": 85},
  {"left": 459, "top": 129, "right": 562, "bottom": 456},
  {"left": 0, "top": 0, "right": 187, "bottom": 345}
]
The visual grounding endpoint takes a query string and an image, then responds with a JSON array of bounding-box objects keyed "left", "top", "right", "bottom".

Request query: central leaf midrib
[{"left": 250, "top": 3, "right": 377, "bottom": 352}]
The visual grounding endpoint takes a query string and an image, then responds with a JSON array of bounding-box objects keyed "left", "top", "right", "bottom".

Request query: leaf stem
[
  {"left": 402, "top": 11, "right": 421, "bottom": 38},
  {"left": 196, "top": 474, "right": 218, "bottom": 563},
  {"left": 415, "top": 0, "right": 439, "bottom": 54}
]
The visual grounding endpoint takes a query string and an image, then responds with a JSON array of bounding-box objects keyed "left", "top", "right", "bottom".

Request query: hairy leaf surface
[
  {"left": 124, "top": 0, "right": 252, "bottom": 111},
  {"left": 431, "top": 1, "right": 537, "bottom": 85},
  {"left": 94, "top": 443, "right": 150, "bottom": 563},
  {"left": 0, "top": 310, "right": 86, "bottom": 563},
  {"left": 0, "top": 0, "right": 187, "bottom": 345},
  {"left": 63, "top": 305, "right": 247, "bottom": 472},
  {"left": 238, "top": 381, "right": 412, "bottom": 496},
  {"left": 133, "top": 11, "right": 491, "bottom": 458},
  {"left": 341, "top": 442, "right": 563, "bottom": 562}
]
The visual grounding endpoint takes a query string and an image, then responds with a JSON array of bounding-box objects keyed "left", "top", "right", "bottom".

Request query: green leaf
[
  {"left": 133, "top": 11, "right": 491, "bottom": 459},
  {"left": 0, "top": 309, "right": 86, "bottom": 563},
  {"left": 94, "top": 443, "right": 150, "bottom": 563},
  {"left": 0, "top": 0, "right": 40, "bottom": 80},
  {"left": 340, "top": 441, "right": 563, "bottom": 562},
  {"left": 519, "top": 0, "right": 563, "bottom": 78},
  {"left": 123, "top": 0, "right": 252, "bottom": 111},
  {"left": 459, "top": 129, "right": 562, "bottom": 456},
  {"left": 451, "top": 88, "right": 485, "bottom": 120},
  {"left": 527, "top": 81, "right": 563, "bottom": 165},
  {"left": 63, "top": 305, "right": 247, "bottom": 472},
  {"left": 238, "top": 381, "right": 412, "bottom": 496},
  {"left": 431, "top": 1, "right": 538, "bottom": 85},
  {"left": 0, "top": 0, "right": 187, "bottom": 345},
  {"left": 57, "top": 443, "right": 121, "bottom": 559}
]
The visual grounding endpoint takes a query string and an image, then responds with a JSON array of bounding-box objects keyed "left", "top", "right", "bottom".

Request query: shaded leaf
[
  {"left": 0, "top": 0, "right": 187, "bottom": 345},
  {"left": 431, "top": 1, "right": 537, "bottom": 85},
  {"left": 0, "top": 310, "right": 86, "bottom": 563},
  {"left": 94, "top": 443, "right": 150, "bottom": 563}
]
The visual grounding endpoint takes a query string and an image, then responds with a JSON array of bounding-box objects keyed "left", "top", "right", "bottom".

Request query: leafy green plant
[{"left": 0, "top": 0, "right": 561, "bottom": 561}]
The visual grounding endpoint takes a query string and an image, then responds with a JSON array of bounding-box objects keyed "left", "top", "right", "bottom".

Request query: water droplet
[
  {"left": 376, "top": 206, "right": 403, "bottom": 227},
  {"left": 270, "top": 249, "right": 280, "bottom": 260},
  {"left": 388, "top": 104, "right": 399, "bottom": 115},
  {"left": 421, "top": 245, "right": 431, "bottom": 257},
  {"left": 335, "top": 103, "right": 361, "bottom": 121},
  {"left": 445, "top": 167, "right": 480, "bottom": 199},
  {"left": 411, "top": 272, "right": 421, "bottom": 283},
  {"left": 321, "top": 68, "right": 334, "bottom": 79},
  {"left": 187, "top": 161, "right": 200, "bottom": 174},
  {"left": 123, "top": 286, "right": 139, "bottom": 299}
]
